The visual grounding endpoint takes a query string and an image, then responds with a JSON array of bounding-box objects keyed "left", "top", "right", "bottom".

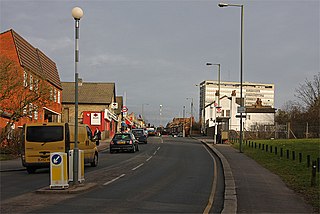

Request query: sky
[{"left": 1, "top": 0, "right": 319, "bottom": 126}]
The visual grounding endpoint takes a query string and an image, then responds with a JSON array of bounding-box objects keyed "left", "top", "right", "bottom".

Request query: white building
[{"left": 199, "top": 80, "right": 275, "bottom": 135}]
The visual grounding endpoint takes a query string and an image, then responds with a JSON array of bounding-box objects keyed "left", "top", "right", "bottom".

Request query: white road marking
[
  {"left": 203, "top": 145, "right": 218, "bottom": 214},
  {"left": 132, "top": 163, "right": 144, "bottom": 171},
  {"left": 157, "top": 147, "right": 160, "bottom": 151},
  {"left": 153, "top": 151, "right": 157, "bottom": 155},
  {"left": 146, "top": 156, "right": 153, "bottom": 162},
  {"left": 103, "top": 174, "right": 126, "bottom": 186}
]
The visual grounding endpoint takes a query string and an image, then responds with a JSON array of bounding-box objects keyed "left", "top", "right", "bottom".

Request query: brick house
[
  {"left": 61, "top": 82, "right": 118, "bottom": 139},
  {"left": 0, "top": 29, "right": 62, "bottom": 129}
]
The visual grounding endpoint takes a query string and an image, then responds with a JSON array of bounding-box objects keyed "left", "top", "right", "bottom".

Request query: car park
[
  {"left": 132, "top": 129, "right": 148, "bottom": 144},
  {"left": 110, "top": 133, "right": 139, "bottom": 153}
]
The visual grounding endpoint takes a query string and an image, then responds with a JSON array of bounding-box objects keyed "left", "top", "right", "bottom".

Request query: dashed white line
[
  {"left": 157, "top": 147, "right": 161, "bottom": 151},
  {"left": 146, "top": 156, "right": 153, "bottom": 162},
  {"left": 132, "top": 163, "right": 144, "bottom": 171},
  {"left": 103, "top": 174, "right": 125, "bottom": 186}
]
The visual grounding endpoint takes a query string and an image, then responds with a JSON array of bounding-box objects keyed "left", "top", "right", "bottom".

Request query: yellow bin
[{"left": 50, "top": 152, "right": 69, "bottom": 189}]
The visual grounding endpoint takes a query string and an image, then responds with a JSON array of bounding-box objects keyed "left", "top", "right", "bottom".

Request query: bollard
[
  {"left": 318, "top": 158, "right": 320, "bottom": 172},
  {"left": 280, "top": 148, "right": 283, "bottom": 157},
  {"left": 255, "top": 142, "right": 257, "bottom": 149},
  {"left": 262, "top": 144, "right": 265, "bottom": 150},
  {"left": 259, "top": 143, "right": 261, "bottom": 149},
  {"left": 299, "top": 153, "right": 302, "bottom": 163},
  {"left": 307, "top": 155, "right": 310, "bottom": 168},
  {"left": 270, "top": 146, "right": 272, "bottom": 153},
  {"left": 286, "top": 150, "right": 289, "bottom": 159},
  {"left": 311, "top": 161, "right": 316, "bottom": 187},
  {"left": 292, "top": 151, "right": 295, "bottom": 161},
  {"left": 275, "top": 147, "right": 277, "bottom": 155}
]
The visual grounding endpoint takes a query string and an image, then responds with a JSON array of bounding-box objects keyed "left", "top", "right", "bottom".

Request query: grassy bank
[{"left": 231, "top": 138, "right": 320, "bottom": 212}]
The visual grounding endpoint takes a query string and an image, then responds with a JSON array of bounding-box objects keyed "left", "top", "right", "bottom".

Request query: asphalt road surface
[{"left": 1, "top": 136, "right": 224, "bottom": 213}]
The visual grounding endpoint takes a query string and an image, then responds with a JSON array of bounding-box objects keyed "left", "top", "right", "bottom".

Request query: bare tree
[
  {"left": 295, "top": 72, "right": 320, "bottom": 109},
  {"left": 0, "top": 56, "right": 51, "bottom": 143}
]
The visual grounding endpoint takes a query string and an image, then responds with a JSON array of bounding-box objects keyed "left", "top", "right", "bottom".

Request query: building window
[
  {"left": 54, "top": 88, "right": 57, "bottom": 102},
  {"left": 24, "top": 71, "right": 28, "bottom": 87},
  {"left": 29, "top": 103, "right": 33, "bottom": 118},
  {"left": 226, "top": 110, "right": 230, "bottom": 117},
  {"left": 34, "top": 105, "right": 38, "bottom": 120},
  {"left": 50, "top": 87, "right": 53, "bottom": 101},
  {"left": 23, "top": 106, "right": 27, "bottom": 115},
  {"left": 34, "top": 79, "right": 39, "bottom": 91},
  {"left": 57, "top": 91, "right": 61, "bottom": 104},
  {"left": 29, "top": 75, "right": 33, "bottom": 90}
]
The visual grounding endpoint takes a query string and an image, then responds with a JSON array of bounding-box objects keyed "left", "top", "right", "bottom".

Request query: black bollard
[{"left": 311, "top": 161, "right": 317, "bottom": 187}]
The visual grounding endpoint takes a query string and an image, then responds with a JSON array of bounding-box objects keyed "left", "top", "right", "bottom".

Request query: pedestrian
[{"left": 94, "top": 127, "right": 101, "bottom": 146}]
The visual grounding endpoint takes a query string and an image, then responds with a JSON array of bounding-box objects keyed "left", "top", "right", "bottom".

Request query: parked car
[
  {"left": 132, "top": 129, "right": 148, "bottom": 144},
  {"left": 110, "top": 133, "right": 139, "bottom": 153},
  {"left": 146, "top": 127, "right": 156, "bottom": 136}
]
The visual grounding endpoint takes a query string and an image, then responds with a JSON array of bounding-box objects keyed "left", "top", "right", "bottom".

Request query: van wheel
[
  {"left": 26, "top": 167, "right": 36, "bottom": 174},
  {"left": 91, "top": 153, "right": 98, "bottom": 167}
]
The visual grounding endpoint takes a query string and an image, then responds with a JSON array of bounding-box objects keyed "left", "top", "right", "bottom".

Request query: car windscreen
[
  {"left": 26, "top": 126, "right": 64, "bottom": 142},
  {"left": 132, "top": 130, "right": 144, "bottom": 136},
  {"left": 113, "top": 134, "right": 131, "bottom": 140}
]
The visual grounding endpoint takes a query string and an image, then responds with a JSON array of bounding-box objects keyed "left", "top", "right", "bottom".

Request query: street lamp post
[
  {"left": 218, "top": 2, "right": 244, "bottom": 152},
  {"left": 159, "top": 104, "right": 163, "bottom": 127},
  {"left": 142, "top": 103, "right": 149, "bottom": 125},
  {"left": 72, "top": 6, "right": 84, "bottom": 184},
  {"left": 206, "top": 63, "right": 221, "bottom": 144},
  {"left": 186, "top": 98, "right": 194, "bottom": 137}
]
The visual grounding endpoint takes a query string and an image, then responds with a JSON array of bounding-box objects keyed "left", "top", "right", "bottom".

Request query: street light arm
[{"left": 218, "top": 3, "right": 243, "bottom": 7}]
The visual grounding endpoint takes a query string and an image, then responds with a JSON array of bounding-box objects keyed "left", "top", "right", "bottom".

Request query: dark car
[
  {"left": 132, "top": 129, "right": 148, "bottom": 144},
  {"left": 110, "top": 133, "right": 139, "bottom": 153}
]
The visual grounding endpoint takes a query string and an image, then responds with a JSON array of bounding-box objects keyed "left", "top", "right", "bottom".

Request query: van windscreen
[{"left": 26, "top": 126, "right": 64, "bottom": 142}]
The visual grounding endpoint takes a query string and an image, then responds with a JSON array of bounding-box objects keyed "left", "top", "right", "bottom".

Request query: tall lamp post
[
  {"left": 159, "top": 104, "right": 163, "bottom": 127},
  {"left": 218, "top": 2, "right": 244, "bottom": 152},
  {"left": 142, "top": 103, "right": 149, "bottom": 126},
  {"left": 186, "top": 98, "right": 194, "bottom": 137},
  {"left": 206, "top": 63, "right": 221, "bottom": 143},
  {"left": 72, "top": 6, "right": 84, "bottom": 184}
]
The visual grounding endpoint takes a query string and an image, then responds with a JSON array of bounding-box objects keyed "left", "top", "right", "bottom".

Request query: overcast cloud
[{"left": 1, "top": 0, "right": 319, "bottom": 126}]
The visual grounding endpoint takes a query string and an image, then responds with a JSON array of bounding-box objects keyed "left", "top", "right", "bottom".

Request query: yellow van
[{"left": 21, "top": 123, "right": 98, "bottom": 174}]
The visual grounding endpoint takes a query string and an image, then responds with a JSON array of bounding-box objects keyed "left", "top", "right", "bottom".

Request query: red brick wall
[{"left": 0, "top": 30, "right": 62, "bottom": 128}]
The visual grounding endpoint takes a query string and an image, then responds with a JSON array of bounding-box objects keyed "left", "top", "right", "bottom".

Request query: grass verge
[{"left": 231, "top": 138, "right": 320, "bottom": 212}]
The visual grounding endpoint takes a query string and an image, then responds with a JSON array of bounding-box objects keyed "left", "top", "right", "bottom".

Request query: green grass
[{"left": 231, "top": 138, "right": 320, "bottom": 212}]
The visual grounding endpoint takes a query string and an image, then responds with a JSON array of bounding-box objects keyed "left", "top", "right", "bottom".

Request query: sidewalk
[{"left": 197, "top": 137, "right": 313, "bottom": 214}]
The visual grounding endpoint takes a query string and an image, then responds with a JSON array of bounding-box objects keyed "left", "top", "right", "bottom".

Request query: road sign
[
  {"left": 216, "top": 106, "right": 222, "bottom": 113},
  {"left": 236, "top": 114, "right": 246, "bottom": 118},
  {"left": 50, "top": 152, "right": 68, "bottom": 189},
  {"left": 51, "top": 154, "right": 62, "bottom": 165},
  {"left": 111, "top": 102, "right": 118, "bottom": 109},
  {"left": 122, "top": 106, "right": 128, "bottom": 113},
  {"left": 237, "top": 106, "right": 246, "bottom": 113}
]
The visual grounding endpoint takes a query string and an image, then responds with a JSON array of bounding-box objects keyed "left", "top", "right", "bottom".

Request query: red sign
[{"left": 122, "top": 106, "right": 128, "bottom": 113}]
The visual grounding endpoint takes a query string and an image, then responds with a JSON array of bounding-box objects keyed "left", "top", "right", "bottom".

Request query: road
[{"left": 1, "top": 136, "right": 224, "bottom": 213}]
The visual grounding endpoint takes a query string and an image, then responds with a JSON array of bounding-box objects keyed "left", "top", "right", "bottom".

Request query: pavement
[
  {"left": 0, "top": 137, "right": 314, "bottom": 213},
  {"left": 197, "top": 137, "right": 314, "bottom": 214}
]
